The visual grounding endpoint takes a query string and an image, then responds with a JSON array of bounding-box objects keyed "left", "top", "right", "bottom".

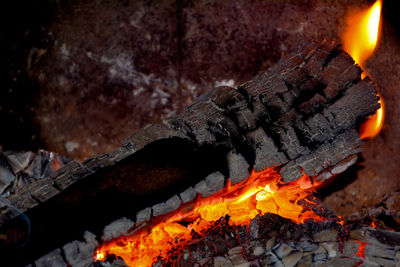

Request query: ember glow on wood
[
  {"left": 343, "top": 0, "right": 384, "bottom": 139},
  {"left": 95, "top": 168, "right": 331, "bottom": 266},
  {"left": 92, "top": 41, "right": 380, "bottom": 266}
]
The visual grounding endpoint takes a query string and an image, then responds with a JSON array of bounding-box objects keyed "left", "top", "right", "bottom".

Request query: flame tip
[{"left": 343, "top": 0, "right": 384, "bottom": 139}]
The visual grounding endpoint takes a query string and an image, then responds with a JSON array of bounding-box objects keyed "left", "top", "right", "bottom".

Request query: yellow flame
[
  {"left": 360, "top": 95, "right": 384, "bottom": 139},
  {"left": 96, "top": 251, "right": 105, "bottom": 261},
  {"left": 343, "top": 0, "right": 382, "bottom": 67},
  {"left": 343, "top": 0, "right": 384, "bottom": 139}
]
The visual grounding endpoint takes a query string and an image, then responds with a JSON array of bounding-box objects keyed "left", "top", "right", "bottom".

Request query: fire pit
[{"left": 1, "top": 0, "right": 400, "bottom": 266}]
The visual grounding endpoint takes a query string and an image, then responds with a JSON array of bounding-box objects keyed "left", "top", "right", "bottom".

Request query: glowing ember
[
  {"left": 95, "top": 251, "right": 105, "bottom": 261},
  {"left": 343, "top": 0, "right": 384, "bottom": 139},
  {"left": 95, "top": 168, "right": 327, "bottom": 266},
  {"left": 353, "top": 240, "right": 367, "bottom": 266}
]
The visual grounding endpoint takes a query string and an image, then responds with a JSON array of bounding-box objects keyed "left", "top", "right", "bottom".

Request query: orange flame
[
  {"left": 95, "top": 168, "right": 329, "bottom": 266},
  {"left": 95, "top": 251, "right": 105, "bottom": 261},
  {"left": 343, "top": 0, "right": 384, "bottom": 139},
  {"left": 354, "top": 240, "right": 367, "bottom": 266},
  {"left": 359, "top": 96, "right": 384, "bottom": 139}
]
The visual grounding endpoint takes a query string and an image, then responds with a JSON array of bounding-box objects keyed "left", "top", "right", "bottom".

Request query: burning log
[
  {"left": 2, "top": 41, "right": 382, "bottom": 266},
  {"left": 124, "top": 41, "right": 379, "bottom": 182},
  {"left": 1, "top": 41, "right": 379, "bottom": 226}
]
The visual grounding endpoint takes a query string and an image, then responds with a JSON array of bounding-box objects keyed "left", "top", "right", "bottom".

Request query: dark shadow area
[
  {"left": 0, "top": 138, "right": 229, "bottom": 266},
  {"left": 383, "top": 0, "right": 400, "bottom": 40},
  {"left": 0, "top": 0, "right": 65, "bottom": 152},
  {"left": 315, "top": 157, "right": 364, "bottom": 201}
]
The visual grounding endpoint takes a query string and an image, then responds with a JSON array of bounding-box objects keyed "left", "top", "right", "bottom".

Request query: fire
[
  {"left": 354, "top": 240, "right": 367, "bottom": 266},
  {"left": 95, "top": 168, "right": 328, "bottom": 266},
  {"left": 95, "top": 251, "right": 105, "bottom": 261},
  {"left": 343, "top": 0, "right": 381, "bottom": 66},
  {"left": 359, "top": 96, "right": 384, "bottom": 139},
  {"left": 343, "top": 0, "right": 384, "bottom": 139}
]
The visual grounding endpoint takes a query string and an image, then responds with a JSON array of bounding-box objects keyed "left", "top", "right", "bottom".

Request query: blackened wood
[{"left": 0, "top": 41, "right": 380, "bottom": 228}]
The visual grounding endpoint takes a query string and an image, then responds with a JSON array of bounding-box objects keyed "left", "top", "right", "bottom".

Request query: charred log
[{"left": 0, "top": 41, "right": 380, "bottom": 265}]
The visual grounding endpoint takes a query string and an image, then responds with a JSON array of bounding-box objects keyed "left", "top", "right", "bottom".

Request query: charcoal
[
  {"left": 136, "top": 207, "right": 151, "bottom": 223},
  {"left": 212, "top": 235, "right": 228, "bottom": 254},
  {"left": 315, "top": 154, "right": 356, "bottom": 182},
  {"left": 195, "top": 172, "right": 225, "bottom": 197},
  {"left": 252, "top": 246, "right": 265, "bottom": 257},
  {"left": 180, "top": 187, "right": 197, "bottom": 203},
  {"left": 235, "top": 107, "right": 258, "bottom": 131},
  {"left": 268, "top": 252, "right": 284, "bottom": 267},
  {"left": 299, "top": 240, "right": 319, "bottom": 252},
  {"left": 366, "top": 257, "right": 396, "bottom": 267},
  {"left": 266, "top": 238, "right": 276, "bottom": 251},
  {"left": 82, "top": 154, "right": 113, "bottom": 172},
  {"left": 228, "top": 247, "right": 248, "bottom": 266},
  {"left": 152, "top": 195, "right": 181, "bottom": 217},
  {"left": 321, "top": 242, "right": 338, "bottom": 259},
  {"left": 3, "top": 151, "right": 34, "bottom": 174},
  {"left": 312, "top": 252, "right": 328, "bottom": 262},
  {"left": 106, "top": 146, "right": 133, "bottom": 163},
  {"left": 205, "top": 172, "right": 225, "bottom": 193},
  {"left": 330, "top": 154, "right": 358, "bottom": 175},
  {"left": 165, "top": 194, "right": 181, "bottom": 212},
  {"left": 53, "top": 162, "right": 85, "bottom": 191},
  {"left": 29, "top": 178, "right": 60, "bottom": 203},
  {"left": 282, "top": 251, "right": 302, "bottom": 267},
  {"left": 341, "top": 240, "right": 360, "bottom": 258},
  {"left": 0, "top": 166, "right": 16, "bottom": 195},
  {"left": 312, "top": 229, "right": 338, "bottom": 243},
  {"left": 213, "top": 256, "right": 233, "bottom": 267},
  {"left": 63, "top": 231, "right": 98, "bottom": 267},
  {"left": 314, "top": 170, "right": 334, "bottom": 182},
  {"left": 22, "top": 152, "right": 51, "bottom": 179},
  {"left": 365, "top": 244, "right": 395, "bottom": 259},
  {"left": 250, "top": 217, "right": 260, "bottom": 239},
  {"left": 246, "top": 128, "right": 288, "bottom": 171},
  {"left": 124, "top": 123, "right": 186, "bottom": 151},
  {"left": 7, "top": 189, "right": 38, "bottom": 210},
  {"left": 227, "top": 151, "right": 250, "bottom": 184},
  {"left": 102, "top": 217, "right": 134, "bottom": 241},
  {"left": 273, "top": 243, "right": 293, "bottom": 259}
]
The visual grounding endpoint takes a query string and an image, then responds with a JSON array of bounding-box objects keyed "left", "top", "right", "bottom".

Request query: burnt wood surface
[{"left": 0, "top": 42, "right": 379, "bottom": 230}]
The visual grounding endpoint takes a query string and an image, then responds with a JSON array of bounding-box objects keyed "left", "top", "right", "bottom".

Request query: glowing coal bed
[{"left": 94, "top": 168, "right": 337, "bottom": 266}]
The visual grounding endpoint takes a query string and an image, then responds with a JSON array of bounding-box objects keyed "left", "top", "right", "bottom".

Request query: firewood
[{"left": 0, "top": 41, "right": 379, "bottom": 230}]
